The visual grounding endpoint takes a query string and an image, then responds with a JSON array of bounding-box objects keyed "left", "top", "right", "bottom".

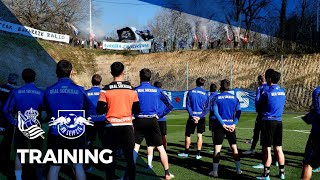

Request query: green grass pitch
[
  {"left": 0, "top": 111, "right": 319, "bottom": 180},
  {"left": 131, "top": 111, "right": 319, "bottom": 180}
]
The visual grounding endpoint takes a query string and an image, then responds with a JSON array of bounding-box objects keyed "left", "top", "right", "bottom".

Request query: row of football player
[{"left": 0, "top": 61, "right": 319, "bottom": 180}]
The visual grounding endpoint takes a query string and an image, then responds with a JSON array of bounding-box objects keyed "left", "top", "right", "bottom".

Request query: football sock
[
  {"left": 147, "top": 154, "right": 153, "bottom": 167},
  {"left": 264, "top": 166, "right": 270, "bottom": 177}
]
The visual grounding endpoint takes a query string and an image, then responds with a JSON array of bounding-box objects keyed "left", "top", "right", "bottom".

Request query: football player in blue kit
[
  {"left": 257, "top": 70, "right": 286, "bottom": 180},
  {"left": 178, "top": 78, "right": 209, "bottom": 160},
  {"left": 209, "top": 79, "right": 242, "bottom": 177}
]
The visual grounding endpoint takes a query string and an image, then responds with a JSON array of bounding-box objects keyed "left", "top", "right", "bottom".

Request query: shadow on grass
[{"left": 166, "top": 142, "right": 257, "bottom": 179}]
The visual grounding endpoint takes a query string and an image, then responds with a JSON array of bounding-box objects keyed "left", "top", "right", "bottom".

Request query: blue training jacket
[
  {"left": 259, "top": 84, "right": 286, "bottom": 121},
  {"left": 0, "top": 84, "right": 15, "bottom": 121},
  {"left": 85, "top": 86, "right": 105, "bottom": 122},
  {"left": 255, "top": 83, "right": 268, "bottom": 112},
  {"left": 157, "top": 90, "right": 170, "bottom": 122},
  {"left": 311, "top": 87, "right": 320, "bottom": 134},
  {"left": 212, "top": 91, "right": 241, "bottom": 126},
  {"left": 209, "top": 92, "right": 219, "bottom": 120},
  {"left": 44, "top": 78, "right": 90, "bottom": 135},
  {"left": 186, "top": 86, "right": 209, "bottom": 119},
  {"left": 3, "top": 83, "right": 44, "bottom": 126},
  {"left": 135, "top": 82, "right": 173, "bottom": 118}
]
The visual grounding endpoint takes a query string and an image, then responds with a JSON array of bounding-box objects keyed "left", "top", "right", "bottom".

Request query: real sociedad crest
[
  {"left": 18, "top": 108, "right": 45, "bottom": 139},
  {"left": 49, "top": 110, "right": 93, "bottom": 139}
]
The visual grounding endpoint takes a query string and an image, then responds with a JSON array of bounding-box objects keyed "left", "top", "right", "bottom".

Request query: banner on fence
[
  {"left": 165, "top": 88, "right": 256, "bottom": 112},
  {"left": 102, "top": 41, "right": 151, "bottom": 50},
  {"left": 0, "top": 20, "right": 70, "bottom": 43}
]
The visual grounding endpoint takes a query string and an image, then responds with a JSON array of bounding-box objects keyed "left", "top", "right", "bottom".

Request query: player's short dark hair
[
  {"left": 22, "top": 68, "right": 36, "bottom": 83},
  {"left": 91, "top": 74, "right": 102, "bottom": 86},
  {"left": 8, "top": 73, "right": 18, "bottom": 85},
  {"left": 154, "top": 81, "right": 162, "bottom": 88},
  {"left": 269, "top": 71, "right": 281, "bottom": 84},
  {"left": 210, "top": 83, "right": 217, "bottom": 92},
  {"left": 196, "top": 77, "right": 205, "bottom": 86},
  {"left": 265, "top": 69, "right": 274, "bottom": 80},
  {"left": 56, "top": 60, "right": 72, "bottom": 78},
  {"left": 220, "top": 79, "right": 230, "bottom": 91},
  {"left": 140, "top": 68, "right": 151, "bottom": 82},
  {"left": 111, "top": 62, "right": 124, "bottom": 77},
  {"left": 257, "top": 75, "right": 265, "bottom": 82}
]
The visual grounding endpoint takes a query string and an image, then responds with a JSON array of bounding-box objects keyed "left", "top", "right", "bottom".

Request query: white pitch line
[
  {"left": 292, "top": 130, "right": 310, "bottom": 134},
  {"left": 293, "top": 115, "right": 304, "bottom": 119},
  {"left": 167, "top": 125, "right": 310, "bottom": 133}
]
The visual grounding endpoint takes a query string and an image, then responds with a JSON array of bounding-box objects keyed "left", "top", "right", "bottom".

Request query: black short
[
  {"left": 254, "top": 114, "right": 263, "bottom": 133},
  {"left": 47, "top": 134, "right": 85, "bottom": 165},
  {"left": 213, "top": 126, "right": 237, "bottom": 145},
  {"left": 261, "top": 120, "right": 283, "bottom": 147},
  {"left": 102, "top": 126, "right": 135, "bottom": 179},
  {"left": 0, "top": 117, "right": 6, "bottom": 136},
  {"left": 14, "top": 129, "right": 43, "bottom": 150},
  {"left": 158, "top": 121, "right": 167, "bottom": 136},
  {"left": 303, "top": 133, "right": 320, "bottom": 168},
  {"left": 133, "top": 117, "right": 162, "bottom": 146},
  {"left": 209, "top": 118, "right": 214, "bottom": 131},
  {"left": 86, "top": 121, "right": 105, "bottom": 143},
  {"left": 102, "top": 125, "right": 135, "bottom": 150},
  {"left": 185, "top": 118, "right": 205, "bottom": 136}
]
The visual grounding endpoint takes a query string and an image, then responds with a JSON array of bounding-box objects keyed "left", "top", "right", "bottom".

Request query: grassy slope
[
  {"left": 0, "top": 112, "right": 319, "bottom": 179},
  {"left": 0, "top": 33, "right": 138, "bottom": 87},
  {"left": 1, "top": 33, "right": 319, "bottom": 110}
]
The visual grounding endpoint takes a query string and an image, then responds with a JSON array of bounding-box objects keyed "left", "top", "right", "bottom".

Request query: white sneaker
[
  {"left": 312, "top": 167, "right": 320, "bottom": 172},
  {"left": 280, "top": 173, "right": 285, "bottom": 179},
  {"left": 196, "top": 155, "right": 202, "bottom": 160},
  {"left": 256, "top": 176, "right": 270, "bottom": 180},
  {"left": 237, "top": 170, "right": 242, "bottom": 175},
  {"left": 243, "top": 149, "right": 255, "bottom": 155},
  {"left": 209, "top": 171, "right": 218, "bottom": 177},
  {"left": 252, "top": 163, "right": 264, "bottom": 169},
  {"left": 165, "top": 173, "right": 174, "bottom": 180},
  {"left": 178, "top": 153, "right": 189, "bottom": 157}
]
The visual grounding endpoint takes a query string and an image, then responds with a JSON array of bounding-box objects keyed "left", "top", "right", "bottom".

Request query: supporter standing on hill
[
  {"left": 209, "top": 79, "right": 242, "bottom": 177},
  {"left": 178, "top": 77, "right": 209, "bottom": 160},
  {"left": 133, "top": 68, "right": 174, "bottom": 180}
]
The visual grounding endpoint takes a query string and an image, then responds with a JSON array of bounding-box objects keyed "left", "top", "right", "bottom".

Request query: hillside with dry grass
[
  {"left": 91, "top": 51, "right": 319, "bottom": 111},
  {"left": 1, "top": 33, "right": 319, "bottom": 111}
]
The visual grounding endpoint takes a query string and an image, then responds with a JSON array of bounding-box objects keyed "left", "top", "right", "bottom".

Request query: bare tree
[
  {"left": 2, "top": 0, "right": 90, "bottom": 34},
  {"left": 242, "top": 0, "right": 272, "bottom": 41},
  {"left": 148, "top": 9, "right": 193, "bottom": 51},
  {"left": 279, "top": 0, "right": 287, "bottom": 39}
]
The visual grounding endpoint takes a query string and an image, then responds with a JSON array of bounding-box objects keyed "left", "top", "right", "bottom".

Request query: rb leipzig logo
[{"left": 49, "top": 110, "right": 94, "bottom": 139}]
